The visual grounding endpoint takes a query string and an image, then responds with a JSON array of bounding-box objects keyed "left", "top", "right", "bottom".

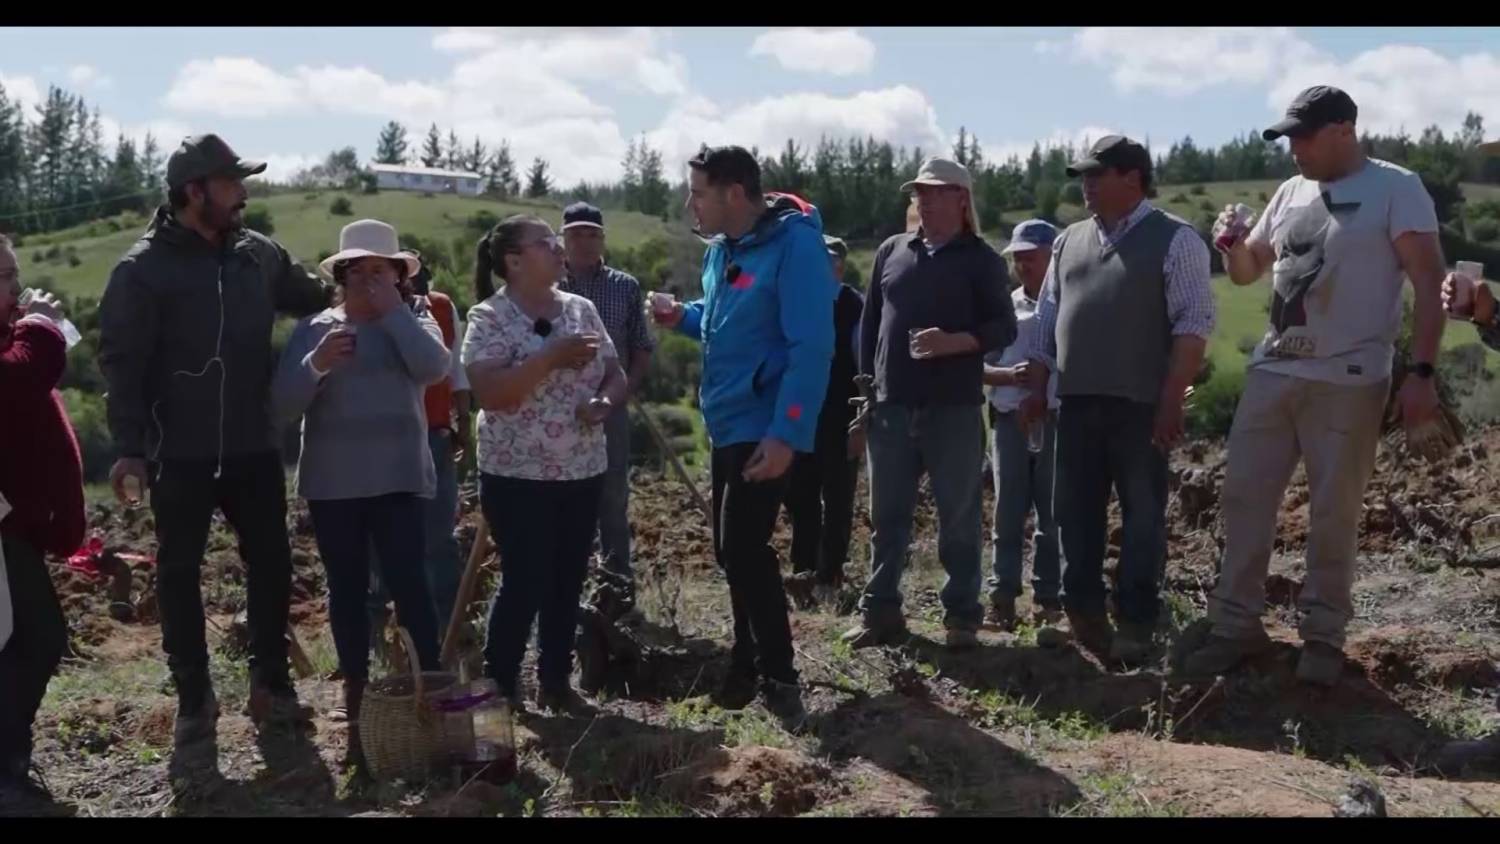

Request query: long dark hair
[{"left": 474, "top": 214, "right": 547, "bottom": 303}]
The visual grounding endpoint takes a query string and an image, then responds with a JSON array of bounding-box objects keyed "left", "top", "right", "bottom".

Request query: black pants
[
  {"left": 149, "top": 452, "right": 292, "bottom": 701},
  {"left": 1055, "top": 396, "right": 1169, "bottom": 626},
  {"left": 480, "top": 473, "right": 602, "bottom": 697},
  {"left": 308, "top": 494, "right": 440, "bottom": 682},
  {"left": 0, "top": 535, "right": 66, "bottom": 774},
  {"left": 784, "top": 433, "right": 858, "bottom": 586},
  {"left": 711, "top": 443, "right": 797, "bottom": 685}
]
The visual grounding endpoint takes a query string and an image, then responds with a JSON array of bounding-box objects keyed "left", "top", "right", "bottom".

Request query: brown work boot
[
  {"left": 246, "top": 669, "right": 314, "bottom": 728},
  {"left": 986, "top": 595, "right": 1018, "bottom": 632},
  {"left": 842, "top": 607, "right": 909, "bottom": 649},
  {"left": 1064, "top": 609, "right": 1114, "bottom": 657},
  {"left": 1109, "top": 622, "right": 1156, "bottom": 667},
  {"left": 1184, "top": 632, "right": 1273, "bottom": 676},
  {"left": 1296, "top": 641, "right": 1344, "bottom": 687}
]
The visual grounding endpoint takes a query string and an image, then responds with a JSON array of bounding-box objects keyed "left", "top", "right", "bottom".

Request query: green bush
[
  {"left": 1470, "top": 218, "right": 1500, "bottom": 244},
  {"left": 60, "top": 388, "right": 113, "bottom": 483},
  {"left": 1189, "top": 184, "right": 1206, "bottom": 196},
  {"left": 628, "top": 403, "right": 701, "bottom": 465},
  {"left": 466, "top": 209, "right": 501, "bottom": 236},
  {"left": 1169, "top": 192, "right": 1190, "bottom": 204},
  {"left": 1236, "top": 335, "right": 1259, "bottom": 356},
  {"left": 1198, "top": 199, "right": 1217, "bottom": 212},
  {"left": 1186, "top": 368, "right": 1246, "bottom": 440},
  {"left": 330, "top": 196, "right": 353, "bottom": 216},
  {"left": 1258, "top": 191, "right": 1270, "bottom": 202},
  {"left": 244, "top": 204, "right": 275, "bottom": 236},
  {"left": 44, "top": 244, "right": 61, "bottom": 262},
  {"left": 638, "top": 332, "right": 701, "bottom": 405},
  {"left": 66, "top": 252, "right": 82, "bottom": 267}
]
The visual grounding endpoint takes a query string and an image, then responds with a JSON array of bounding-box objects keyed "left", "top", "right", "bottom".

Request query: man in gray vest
[{"left": 1021, "top": 135, "right": 1214, "bottom": 667}]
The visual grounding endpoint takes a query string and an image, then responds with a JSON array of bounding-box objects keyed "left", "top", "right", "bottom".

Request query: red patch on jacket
[
  {"left": 787, "top": 404, "right": 803, "bottom": 421},
  {"left": 731, "top": 271, "right": 755, "bottom": 290}
]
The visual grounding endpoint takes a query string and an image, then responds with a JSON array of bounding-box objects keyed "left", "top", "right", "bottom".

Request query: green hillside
[{"left": 21, "top": 190, "right": 686, "bottom": 298}]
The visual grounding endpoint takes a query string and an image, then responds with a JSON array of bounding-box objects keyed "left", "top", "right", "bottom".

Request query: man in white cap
[
  {"left": 98, "top": 134, "right": 332, "bottom": 774},
  {"left": 1021, "top": 135, "right": 1215, "bottom": 668},
  {"left": 1185, "top": 86, "right": 1454, "bottom": 687},
  {"left": 843, "top": 157, "right": 1016, "bottom": 651},
  {"left": 983, "top": 219, "right": 1062, "bottom": 631}
]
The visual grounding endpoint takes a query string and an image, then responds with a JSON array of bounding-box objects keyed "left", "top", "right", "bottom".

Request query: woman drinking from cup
[
  {"left": 464, "top": 215, "right": 626, "bottom": 715},
  {"left": 272, "top": 219, "right": 450, "bottom": 755}
]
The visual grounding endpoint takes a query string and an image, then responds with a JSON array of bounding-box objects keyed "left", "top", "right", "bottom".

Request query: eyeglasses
[{"left": 519, "top": 235, "right": 562, "bottom": 253}]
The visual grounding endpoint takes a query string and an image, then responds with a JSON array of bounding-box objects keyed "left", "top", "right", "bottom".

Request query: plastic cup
[
  {"left": 1450, "top": 261, "right": 1482, "bottom": 318},
  {"left": 1213, "top": 204, "right": 1255, "bottom": 253},
  {"left": 650, "top": 291, "right": 676, "bottom": 315}
]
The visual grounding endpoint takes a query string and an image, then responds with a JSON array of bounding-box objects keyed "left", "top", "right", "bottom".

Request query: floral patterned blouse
[{"left": 461, "top": 288, "right": 618, "bottom": 482}]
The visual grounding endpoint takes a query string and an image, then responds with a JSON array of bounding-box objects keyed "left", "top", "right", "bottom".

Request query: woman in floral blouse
[{"left": 462, "top": 214, "right": 626, "bottom": 715}]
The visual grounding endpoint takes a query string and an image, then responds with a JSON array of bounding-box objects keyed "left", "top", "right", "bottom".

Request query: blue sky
[{"left": 3, "top": 27, "right": 1497, "bottom": 185}]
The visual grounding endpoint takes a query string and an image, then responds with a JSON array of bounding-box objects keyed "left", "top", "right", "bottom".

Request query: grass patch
[
  {"left": 970, "top": 689, "right": 1108, "bottom": 744},
  {"left": 1417, "top": 687, "right": 1499, "bottom": 741},
  {"left": 1059, "top": 769, "right": 1188, "bottom": 817}
]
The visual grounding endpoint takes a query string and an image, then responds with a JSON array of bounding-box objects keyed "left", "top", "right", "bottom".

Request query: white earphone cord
[{"left": 150, "top": 263, "right": 227, "bottom": 479}]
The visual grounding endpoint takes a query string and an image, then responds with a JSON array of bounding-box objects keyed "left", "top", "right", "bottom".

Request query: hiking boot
[
  {"left": 711, "top": 667, "right": 760, "bottom": 711},
  {"left": 841, "top": 612, "right": 909, "bottom": 649},
  {"left": 1184, "top": 632, "right": 1273, "bottom": 676},
  {"left": 945, "top": 626, "right": 980, "bottom": 651},
  {"left": 1064, "top": 609, "right": 1114, "bottom": 656},
  {"left": 987, "top": 595, "right": 1018, "bottom": 632},
  {"left": 1109, "top": 622, "right": 1155, "bottom": 667},
  {"left": 534, "top": 685, "right": 596, "bottom": 717},
  {"left": 1296, "top": 641, "right": 1344, "bottom": 687},
  {"left": 1033, "top": 599, "right": 1064, "bottom": 626},
  {"left": 173, "top": 684, "right": 220, "bottom": 751},
  {"left": 760, "top": 680, "right": 809, "bottom": 734},
  {"left": 247, "top": 673, "right": 315, "bottom": 728},
  {"left": 783, "top": 571, "right": 819, "bottom": 611},
  {"left": 1433, "top": 733, "right": 1500, "bottom": 777}
]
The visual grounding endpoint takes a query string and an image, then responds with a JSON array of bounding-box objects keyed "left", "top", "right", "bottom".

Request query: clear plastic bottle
[{"left": 17, "top": 288, "right": 82, "bottom": 349}]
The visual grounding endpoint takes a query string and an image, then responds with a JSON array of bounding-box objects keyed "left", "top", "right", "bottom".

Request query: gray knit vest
[{"left": 1054, "top": 209, "right": 1187, "bottom": 405}]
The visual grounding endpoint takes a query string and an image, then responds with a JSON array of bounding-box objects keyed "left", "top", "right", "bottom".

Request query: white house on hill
[{"left": 372, "top": 163, "right": 484, "bottom": 196}]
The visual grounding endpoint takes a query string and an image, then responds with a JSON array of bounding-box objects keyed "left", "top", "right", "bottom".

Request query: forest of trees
[{"left": 4, "top": 76, "right": 1500, "bottom": 246}]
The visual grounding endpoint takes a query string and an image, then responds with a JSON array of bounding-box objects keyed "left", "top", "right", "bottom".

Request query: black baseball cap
[
  {"left": 1263, "top": 85, "right": 1358, "bottom": 141},
  {"left": 1066, "top": 135, "right": 1153, "bottom": 182},
  {"left": 166, "top": 133, "right": 266, "bottom": 190},
  {"left": 562, "top": 201, "right": 604, "bottom": 231}
]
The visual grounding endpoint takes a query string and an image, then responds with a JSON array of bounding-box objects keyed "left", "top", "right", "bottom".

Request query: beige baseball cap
[{"left": 900, "top": 157, "right": 973, "bottom": 192}]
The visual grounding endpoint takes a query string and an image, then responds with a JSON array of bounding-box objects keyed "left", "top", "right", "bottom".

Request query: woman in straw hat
[{"left": 272, "top": 218, "right": 451, "bottom": 759}]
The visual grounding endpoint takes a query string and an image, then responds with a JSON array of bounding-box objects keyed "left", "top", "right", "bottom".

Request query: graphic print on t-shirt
[{"left": 1265, "top": 191, "right": 1362, "bottom": 360}]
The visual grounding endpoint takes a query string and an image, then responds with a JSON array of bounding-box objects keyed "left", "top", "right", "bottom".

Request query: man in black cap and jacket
[{"left": 98, "top": 134, "right": 332, "bottom": 771}]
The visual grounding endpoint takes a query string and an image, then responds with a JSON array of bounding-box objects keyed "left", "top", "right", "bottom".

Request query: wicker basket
[{"left": 358, "top": 627, "right": 472, "bottom": 781}]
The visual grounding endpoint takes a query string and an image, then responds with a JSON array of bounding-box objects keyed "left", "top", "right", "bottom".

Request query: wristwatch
[{"left": 1408, "top": 362, "right": 1435, "bottom": 379}]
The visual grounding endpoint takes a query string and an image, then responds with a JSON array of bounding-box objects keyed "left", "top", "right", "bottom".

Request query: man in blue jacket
[{"left": 655, "top": 145, "right": 835, "bottom": 732}]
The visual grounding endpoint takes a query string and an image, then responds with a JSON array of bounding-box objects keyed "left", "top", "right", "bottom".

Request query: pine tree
[
  {"left": 420, "top": 123, "right": 444, "bottom": 168},
  {"left": 0, "top": 82, "right": 27, "bottom": 225},
  {"left": 465, "top": 138, "right": 487, "bottom": 174},
  {"left": 620, "top": 137, "right": 642, "bottom": 211},
  {"left": 524, "top": 157, "right": 552, "bottom": 198},
  {"left": 374, "top": 121, "right": 409, "bottom": 165},
  {"left": 446, "top": 129, "right": 463, "bottom": 171},
  {"left": 637, "top": 140, "right": 669, "bottom": 218},
  {"left": 140, "top": 132, "right": 163, "bottom": 195},
  {"left": 486, "top": 141, "right": 518, "bottom": 198}
]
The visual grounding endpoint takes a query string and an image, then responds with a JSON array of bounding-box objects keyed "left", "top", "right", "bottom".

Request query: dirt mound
[{"left": 673, "top": 746, "right": 831, "bottom": 816}]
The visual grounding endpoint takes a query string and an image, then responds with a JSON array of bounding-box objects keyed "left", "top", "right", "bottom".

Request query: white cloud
[
  {"left": 982, "top": 125, "right": 1122, "bottom": 166},
  {"left": 1269, "top": 45, "right": 1500, "bottom": 137},
  {"left": 0, "top": 73, "right": 43, "bottom": 117},
  {"left": 646, "top": 86, "right": 945, "bottom": 182},
  {"left": 748, "top": 28, "right": 876, "bottom": 76},
  {"left": 163, "top": 57, "right": 307, "bottom": 117},
  {"left": 1071, "top": 27, "right": 1319, "bottom": 97},
  {"left": 253, "top": 153, "right": 323, "bottom": 184},
  {"left": 68, "top": 64, "right": 112, "bottom": 90},
  {"left": 97, "top": 116, "right": 193, "bottom": 154}
]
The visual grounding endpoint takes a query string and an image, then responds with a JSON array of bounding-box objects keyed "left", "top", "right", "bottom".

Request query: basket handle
[{"left": 396, "top": 626, "right": 426, "bottom": 715}]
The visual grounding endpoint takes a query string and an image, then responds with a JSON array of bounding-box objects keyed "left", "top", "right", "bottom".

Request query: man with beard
[
  {"left": 99, "top": 134, "right": 333, "bottom": 774},
  {"left": 1186, "top": 86, "right": 1454, "bottom": 687}
]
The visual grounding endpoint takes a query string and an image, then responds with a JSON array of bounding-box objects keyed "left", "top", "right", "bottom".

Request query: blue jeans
[
  {"left": 858, "top": 403, "right": 985, "bottom": 631},
  {"left": 369, "top": 429, "right": 462, "bottom": 634},
  {"left": 309, "top": 493, "right": 440, "bottom": 682},
  {"left": 480, "top": 472, "right": 603, "bottom": 696},
  {"left": 1055, "top": 395, "right": 1168, "bottom": 626},
  {"left": 597, "top": 405, "right": 633, "bottom": 580},
  {"left": 988, "top": 409, "right": 1061, "bottom": 604}
]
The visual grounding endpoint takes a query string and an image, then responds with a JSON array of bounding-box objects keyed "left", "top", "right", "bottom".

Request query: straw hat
[{"left": 318, "top": 219, "right": 421, "bottom": 280}]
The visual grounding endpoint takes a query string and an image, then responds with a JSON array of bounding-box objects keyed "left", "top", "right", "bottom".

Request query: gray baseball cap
[
  {"left": 166, "top": 133, "right": 266, "bottom": 190},
  {"left": 1002, "top": 219, "right": 1059, "bottom": 255}
]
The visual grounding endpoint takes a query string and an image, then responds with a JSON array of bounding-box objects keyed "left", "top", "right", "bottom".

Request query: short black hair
[
  {"left": 688, "top": 145, "right": 762, "bottom": 200},
  {"left": 168, "top": 178, "right": 207, "bottom": 211},
  {"left": 331, "top": 257, "right": 409, "bottom": 285}
]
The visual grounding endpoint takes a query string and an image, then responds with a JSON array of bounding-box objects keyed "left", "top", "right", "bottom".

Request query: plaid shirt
[
  {"left": 1031, "top": 200, "right": 1215, "bottom": 369},
  {"left": 560, "top": 262, "right": 655, "bottom": 356}
]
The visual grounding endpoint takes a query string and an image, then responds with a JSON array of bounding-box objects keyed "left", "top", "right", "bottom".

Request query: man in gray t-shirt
[{"left": 1187, "top": 86, "right": 1452, "bottom": 687}]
